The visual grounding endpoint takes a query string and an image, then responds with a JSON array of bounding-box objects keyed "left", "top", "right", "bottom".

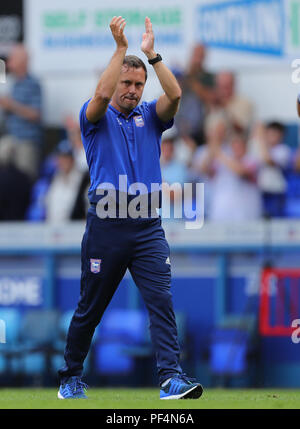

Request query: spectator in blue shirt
[
  {"left": 0, "top": 44, "right": 42, "bottom": 179},
  {"left": 254, "top": 121, "right": 291, "bottom": 218}
]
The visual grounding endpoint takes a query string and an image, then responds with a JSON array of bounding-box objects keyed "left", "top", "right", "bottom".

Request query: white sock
[{"left": 161, "top": 378, "right": 172, "bottom": 387}]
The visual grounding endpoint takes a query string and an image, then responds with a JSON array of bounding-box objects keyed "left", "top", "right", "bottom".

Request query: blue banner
[{"left": 197, "top": 0, "right": 285, "bottom": 56}]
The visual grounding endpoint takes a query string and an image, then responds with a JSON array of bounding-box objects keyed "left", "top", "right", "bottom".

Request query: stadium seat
[
  {"left": 210, "top": 328, "right": 250, "bottom": 375},
  {"left": 262, "top": 192, "right": 286, "bottom": 218},
  {"left": 284, "top": 124, "right": 299, "bottom": 149},
  {"left": 0, "top": 308, "right": 22, "bottom": 374},
  {"left": 93, "top": 309, "right": 148, "bottom": 377},
  {"left": 23, "top": 352, "right": 46, "bottom": 375},
  {"left": 93, "top": 309, "right": 188, "bottom": 386},
  {"left": 17, "top": 310, "right": 60, "bottom": 378},
  {"left": 208, "top": 320, "right": 259, "bottom": 388},
  {"left": 0, "top": 308, "right": 21, "bottom": 345},
  {"left": 26, "top": 178, "right": 50, "bottom": 221},
  {"left": 284, "top": 198, "right": 300, "bottom": 218},
  {"left": 286, "top": 171, "right": 300, "bottom": 197},
  {"left": 285, "top": 172, "right": 300, "bottom": 217},
  {"left": 0, "top": 355, "right": 5, "bottom": 373},
  {"left": 98, "top": 309, "right": 147, "bottom": 344},
  {"left": 20, "top": 309, "right": 59, "bottom": 346},
  {"left": 94, "top": 342, "right": 134, "bottom": 374}
]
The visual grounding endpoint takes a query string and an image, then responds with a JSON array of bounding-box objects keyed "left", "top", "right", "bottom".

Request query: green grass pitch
[{"left": 0, "top": 388, "right": 300, "bottom": 409}]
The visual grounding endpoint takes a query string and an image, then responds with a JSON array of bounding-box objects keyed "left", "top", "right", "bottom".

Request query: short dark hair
[
  {"left": 266, "top": 121, "right": 285, "bottom": 134},
  {"left": 123, "top": 55, "right": 147, "bottom": 81},
  {"left": 230, "top": 124, "right": 248, "bottom": 142}
]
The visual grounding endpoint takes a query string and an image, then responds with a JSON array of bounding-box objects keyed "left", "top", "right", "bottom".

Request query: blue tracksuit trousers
[{"left": 58, "top": 210, "right": 182, "bottom": 385}]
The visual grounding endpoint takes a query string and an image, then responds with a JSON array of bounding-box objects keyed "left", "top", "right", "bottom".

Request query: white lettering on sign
[
  {"left": 291, "top": 58, "right": 300, "bottom": 84},
  {"left": 198, "top": 0, "right": 283, "bottom": 54},
  {"left": 0, "top": 319, "right": 5, "bottom": 343},
  {"left": 0, "top": 277, "right": 42, "bottom": 306}
]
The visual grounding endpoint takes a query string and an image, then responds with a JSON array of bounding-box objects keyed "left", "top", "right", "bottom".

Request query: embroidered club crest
[
  {"left": 134, "top": 115, "right": 144, "bottom": 127},
  {"left": 90, "top": 259, "right": 102, "bottom": 273}
]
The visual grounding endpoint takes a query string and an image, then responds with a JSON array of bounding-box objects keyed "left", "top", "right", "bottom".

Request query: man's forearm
[
  {"left": 5, "top": 99, "right": 40, "bottom": 122},
  {"left": 147, "top": 51, "right": 181, "bottom": 121},
  {"left": 148, "top": 52, "right": 181, "bottom": 102},
  {"left": 87, "top": 47, "right": 127, "bottom": 122},
  {"left": 95, "top": 47, "right": 127, "bottom": 100},
  {"left": 141, "top": 17, "right": 181, "bottom": 121},
  {"left": 86, "top": 16, "right": 128, "bottom": 123}
]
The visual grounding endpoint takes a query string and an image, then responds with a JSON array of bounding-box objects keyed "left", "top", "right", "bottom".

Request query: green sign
[
  {"left": 44, "top": 11, "right": 87, "bottom": 29},
  {"left": 43, "top": 8, "right": 181, "bottom": 30},
  {"left": 95, "top": 9, "right": 181, "bottom": 27}
]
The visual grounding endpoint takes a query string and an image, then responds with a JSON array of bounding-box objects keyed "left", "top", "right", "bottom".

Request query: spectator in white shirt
[
  {"left": 205, "top": 71, "right": 254, "bottom": 145},
  {"left": 190, "top": 118, "right": 227, "bottom": 218},
  {"left": 45, "top": 140, "right": 85, "bottom": 223},
  {"left": 202, "top": 128, "right": 262, "bottom": 222}
]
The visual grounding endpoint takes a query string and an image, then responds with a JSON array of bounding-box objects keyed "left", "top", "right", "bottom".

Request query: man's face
[
  {"left": 7, "top": 45, "right": 28, "bottom": 76},
  {"left": 57, "top": 154, "right": 74, "bottom": 174},
  {"left": 231, "top": 137, "right": 247, "bottom": 159},
  {"left": 265, "top": 128, "right": 283, "bottom": 147},
  {"left": 190, "top": 44, "right": 206, "bottom": 72},
  {"left": 216, "top": 72, "right": 234, "bottom": 103},
  {"left": 112, "top": 66, "right": 146, "bottom": 114}
]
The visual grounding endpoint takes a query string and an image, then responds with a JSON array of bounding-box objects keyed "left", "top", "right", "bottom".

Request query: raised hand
[
  {"left": 141, "top": 17, "right": 155, "bottom": 57},
  {"left": 110, "top": 16, "right": 128, "bottom": 49}
]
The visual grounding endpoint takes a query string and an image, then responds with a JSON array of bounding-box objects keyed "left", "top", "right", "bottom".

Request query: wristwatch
[{"left": 148, "top": 54, "right": 162, "bottom": 65}]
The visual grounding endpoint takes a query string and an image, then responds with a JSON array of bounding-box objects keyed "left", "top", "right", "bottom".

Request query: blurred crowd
[{"left": 0, "top": 43, "right": 299, "bottom": 223}]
